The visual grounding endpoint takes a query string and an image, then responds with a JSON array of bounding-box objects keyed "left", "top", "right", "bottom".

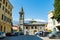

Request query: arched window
[
  {"left": 31, "top": 26, "right": 33, "bottom": 29},
  {"left": 35, "top": 26, "right": 37, "bottom": 29}
]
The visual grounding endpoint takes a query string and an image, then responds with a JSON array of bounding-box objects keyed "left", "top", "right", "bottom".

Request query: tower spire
[{"left": 20, "top": 7, "right": 24, "bottom": 13}]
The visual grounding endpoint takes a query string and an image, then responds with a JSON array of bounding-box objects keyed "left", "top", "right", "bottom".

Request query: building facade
[
  {"left": 12, "top": 25, "right": 19, "bottom": 32},
  {"left": 0, "top": 0, "right": 13, "bottom": 33},
  {"left": 24, "top": 20, "right": 46, "bottom": 35},
  {"left": 47, "top": 11, "right": 59, "bottom": 31}
]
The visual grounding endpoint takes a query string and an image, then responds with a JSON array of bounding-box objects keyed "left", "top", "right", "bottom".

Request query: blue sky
[{"left": 9, "top": 0, "right": 54, "bottom": 24}]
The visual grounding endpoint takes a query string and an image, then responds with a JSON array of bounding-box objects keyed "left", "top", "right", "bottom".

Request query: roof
[
  {"left": 24, "top": 22, "right": 47, "bottom": 26},
  {"left": 24, "top": 19, "right": 47, "bottom": 26}
]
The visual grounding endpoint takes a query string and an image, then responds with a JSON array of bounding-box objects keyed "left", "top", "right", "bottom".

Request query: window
[
  {"left": 5, "top": 16, "right": 7, "bottom": 22},
  {"left": 10, "top": 13, "right": 12, "bottom": 16},
  {"left": 31, "top": 26, "right": 33, "bottom": 29},
  {"left": 0, "top": 0, "right": 2, "bottom": 1},
  {"left": 2, "top": 14, "right": 3, "bottom": 20},
  {"left": 2, "top": 6, "right": 4, "bottom": 10},
  {"left": 3, "top": 0, "right": 5, "bottom": 4},
  {"left": 5, "top": 9, "right": 7, "bottom": 13},
  {"left": 4, "top": 16, "right": 6, "bottom": 21},
  {"left": 20, "top": 14, "right": 23, "bottom": 17},
  {"left": 0, "top": 3, "right": 1, "bottom": 8},
  {"left": 2, "top": 14, "right": 6, "bottom": 21},
  {"left": 35, "top": 26, "right": 37, "bottom": 29},
  {"left": 6, "top": 17, "right": 8, "bottom": 22},
  {"left": 26, "top": 27, "right": 28, "bottom": 29},
  {"left": 2, "top": 14, "right": 10, "bottom": 23},
  {"left": 6, "top": 2, "right": 7, "bottom": 7},
  {"left": 7, "top": 18, "right": 8, "bottom": 22}
]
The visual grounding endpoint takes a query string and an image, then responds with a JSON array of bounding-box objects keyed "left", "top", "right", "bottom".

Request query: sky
[{"left": 9, "top": 0, "right": 54, "bottom": 24}]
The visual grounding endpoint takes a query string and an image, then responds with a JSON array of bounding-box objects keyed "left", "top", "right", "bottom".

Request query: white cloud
[
  {"left": 24, "top": 18, "right": 32, "bottom": 21},
  {"left": 12, "top": 18, "right": 19, "bottom": 25}
]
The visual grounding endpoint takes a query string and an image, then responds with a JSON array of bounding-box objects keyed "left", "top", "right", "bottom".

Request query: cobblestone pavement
[{"left": 0, "top": 35, "right": 43, "bottom": 40}]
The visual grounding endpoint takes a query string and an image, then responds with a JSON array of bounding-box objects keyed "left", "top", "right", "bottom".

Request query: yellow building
[{"left": 0, "top": 0, "right": 13, "bottom": 33}]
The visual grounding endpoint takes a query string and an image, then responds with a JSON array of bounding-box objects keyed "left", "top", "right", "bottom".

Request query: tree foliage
[{"left": 54, "top": 0, "right": 60, "bottom": 22}]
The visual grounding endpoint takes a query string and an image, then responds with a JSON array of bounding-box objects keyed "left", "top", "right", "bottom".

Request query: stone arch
[{"left": 34, "top": 30, "right": 37, "bottom": 34}]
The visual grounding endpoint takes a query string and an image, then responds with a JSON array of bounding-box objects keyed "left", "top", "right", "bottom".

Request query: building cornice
[{"left": 8, "top": 0, "right": 13, "bottom": 8}]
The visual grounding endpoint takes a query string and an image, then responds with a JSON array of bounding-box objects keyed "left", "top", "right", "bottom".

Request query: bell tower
[{"left": 19, "top": 7, "right": 24, "bottom": 32}]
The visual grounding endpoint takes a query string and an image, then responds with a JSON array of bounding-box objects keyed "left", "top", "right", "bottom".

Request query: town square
[{"left": 0, "top": 0, "right": 60, "bottom": 40}]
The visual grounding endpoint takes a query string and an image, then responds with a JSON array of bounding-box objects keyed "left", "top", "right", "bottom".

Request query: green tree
[
  {"left": 54, "top": 0, "right": 60, "bottom": 31},
  {"left": 54, "top": 0, "right": 60, "bottom": 22}
]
